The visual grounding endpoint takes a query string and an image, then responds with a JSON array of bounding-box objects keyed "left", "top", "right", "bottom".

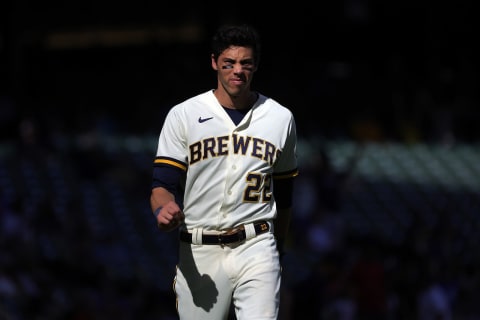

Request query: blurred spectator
[
  {"left": 454, "top": 262, "right": 480, "bottom": 320},
  {"left": 416, "top": 259, "right": 453, "bottom": 320},
  {"left": 348, "top": 236, "right": 388, "bottom": 320}
]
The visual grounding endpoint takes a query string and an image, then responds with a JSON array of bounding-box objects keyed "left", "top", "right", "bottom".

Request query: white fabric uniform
[{"left": 154, "top": 89, "right": 298, "bottom": 319}]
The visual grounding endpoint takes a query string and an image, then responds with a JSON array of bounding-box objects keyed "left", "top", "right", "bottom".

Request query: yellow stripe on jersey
[
  {"left": 273, "top": 169, "right": 299, "bottom": 180},
  {"left": 154, "top": 157, "right": 187, "bottom": 171}
]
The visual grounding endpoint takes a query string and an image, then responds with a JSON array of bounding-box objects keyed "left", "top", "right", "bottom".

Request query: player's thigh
[
  {"left": 175, "top": 243, "right": 233, "bottom": 320},
  {"left": 233, "top": 234, "right": 281, "bottom": 320}
]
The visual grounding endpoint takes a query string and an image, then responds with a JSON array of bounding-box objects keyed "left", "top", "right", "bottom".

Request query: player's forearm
[
  {"left": 273, "top": 207, "right": 292, "bottom": 242},
  {"left": 274, "top": 207, "right": 292, "bottom": 259},
  {"left": 150, "top": 187, "right": 175, "bottom": 213}
]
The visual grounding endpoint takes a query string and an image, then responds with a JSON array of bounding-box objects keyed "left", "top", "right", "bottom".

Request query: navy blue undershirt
[{"left": 223, "top": 106, "right": 249, "bottom": 125}]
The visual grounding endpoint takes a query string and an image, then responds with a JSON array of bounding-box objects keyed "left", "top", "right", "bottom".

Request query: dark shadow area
[{"left": 1, "top": 1, "right": 480, "bottom": 319}]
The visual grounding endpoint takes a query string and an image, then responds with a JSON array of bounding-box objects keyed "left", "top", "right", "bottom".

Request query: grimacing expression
[{"left": 212, "top": 46, "right": 257, "bottom": 95}]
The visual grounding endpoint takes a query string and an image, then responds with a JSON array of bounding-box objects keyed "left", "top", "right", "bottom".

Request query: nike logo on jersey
[{"left": 198, "top": 116, "right": 213, "bottom": 123}]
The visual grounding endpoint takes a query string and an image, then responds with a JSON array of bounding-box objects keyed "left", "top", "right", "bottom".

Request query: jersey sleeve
[
  {"left": 273, "top": 114, "right": 299, "bottom": 179},
  {"left": 154, "top": 106, "right": 188, "bottom": 171}
]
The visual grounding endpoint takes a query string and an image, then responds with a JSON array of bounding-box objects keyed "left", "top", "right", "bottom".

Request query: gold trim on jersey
[
  {"left": 272, "top": 169, "right": 299, "bottom": 180},
  {"left": 154, "top": 157, "right": 187, "bottom": 171}
]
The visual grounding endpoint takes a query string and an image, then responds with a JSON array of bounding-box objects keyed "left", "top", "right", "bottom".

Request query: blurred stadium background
[{"left": 1, "top": 1, "right": 479, "bottom": 319}]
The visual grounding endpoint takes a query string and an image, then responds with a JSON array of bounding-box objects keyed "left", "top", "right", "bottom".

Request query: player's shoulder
[
  {"left": 163, "top": 91, "right": 212, "bottom": 120},
  {"left": 173, "top": 90, "right": 214, "bottom": 109},
  {"left": 257, "top": 93, "right": 294, "bottom": 117}
]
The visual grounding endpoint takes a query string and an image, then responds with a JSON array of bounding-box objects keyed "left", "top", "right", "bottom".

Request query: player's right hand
[{"left": 156, "top": 202, "right": 185, "bottom": 232}]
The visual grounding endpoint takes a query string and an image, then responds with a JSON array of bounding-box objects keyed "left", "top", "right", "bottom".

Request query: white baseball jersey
[{"left": 155, "top": 89, "right": 298, "bottom": 230}]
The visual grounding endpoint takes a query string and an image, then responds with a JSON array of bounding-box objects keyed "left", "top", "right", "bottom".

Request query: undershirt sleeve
[
  {"left": 273, "top": 177, "right": 294, "bottom": 209},
  {"left": 152, "top": 165, "right": 183, "bottom": 195}
]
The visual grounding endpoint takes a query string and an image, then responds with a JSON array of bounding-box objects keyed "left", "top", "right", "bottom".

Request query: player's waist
[{"left": 179, "top": 220, "right": 272, "bottom": 245}]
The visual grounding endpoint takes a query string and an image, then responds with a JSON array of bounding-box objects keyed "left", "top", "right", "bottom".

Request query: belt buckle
[
  {"left": 221, "top": 226, "right": 245, "bottom": 245},
  {"left": 237, "top": 229, "right": 245, "bottom": 242},
  {"left": 231, "top": 225, "right": 246, "bottom": 244}
]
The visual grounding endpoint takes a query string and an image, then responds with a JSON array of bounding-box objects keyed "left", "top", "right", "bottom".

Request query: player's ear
[{"left": 211, "top": 54, "right": 218, "bottom": 71}]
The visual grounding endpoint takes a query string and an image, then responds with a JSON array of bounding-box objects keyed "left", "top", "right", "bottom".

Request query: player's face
[{"left": 211, "top": 46, "right": 257, "bottom": 97}]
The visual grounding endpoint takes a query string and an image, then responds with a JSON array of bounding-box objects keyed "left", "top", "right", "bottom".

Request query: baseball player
[{"left": 150, "top": 23, "right": 299, "bottom": 320}]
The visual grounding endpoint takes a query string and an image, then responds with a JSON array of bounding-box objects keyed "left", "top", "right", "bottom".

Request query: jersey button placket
[
  {"left": 227, "top": 163, "right": 236, "bottom": 196},
  {"left": 221, "top": 156, "right": 236, "bottom": 221}
]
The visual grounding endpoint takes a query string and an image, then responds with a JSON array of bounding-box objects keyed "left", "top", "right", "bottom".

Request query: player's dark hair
[{"left": 211, "top": 24, "right": 261, "bottom": 67}]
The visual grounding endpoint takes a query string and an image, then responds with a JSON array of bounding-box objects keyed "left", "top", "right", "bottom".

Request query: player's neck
[{"left": 213, "top": 88, "right": 257, "bottom": 110}]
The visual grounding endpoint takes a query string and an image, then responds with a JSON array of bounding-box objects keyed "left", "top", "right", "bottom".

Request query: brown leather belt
[{"left": 179, "top": 221, "right": 270, "bottom": 245}]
